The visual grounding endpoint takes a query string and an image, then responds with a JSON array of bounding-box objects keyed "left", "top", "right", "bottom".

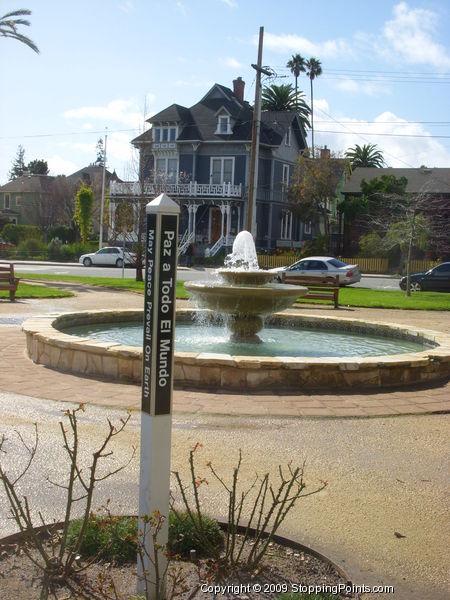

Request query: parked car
[
  {"left": 0, "top": 238, "right": 15, "bottom": 249},
  {"left": 270, "top": 256, "right": 361, "bottom": 286},
  {"left": 79, "top": 247, "right": 137, "bottom": 268},
  {"left": 399, "top": 262, "right": 450, "bottom": 292}
]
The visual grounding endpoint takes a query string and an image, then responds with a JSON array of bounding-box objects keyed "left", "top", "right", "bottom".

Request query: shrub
[
  {"left": 47, "top": 225, "right": 76, "bottom": 244},
  {"left": 168, "top": 511, "right": 223, "bottom": 558},
  {"left": 67, "top": 511, "right": 223, "bottom": 562},
  {"left": 15, "top": 237, "right": 47, "bottom": 259},
  {"left": 67, "top": 514, "right": 138, "bottom": 563},
  {"left": 1, "top": 223, "right": 42, "bottom": 245}
]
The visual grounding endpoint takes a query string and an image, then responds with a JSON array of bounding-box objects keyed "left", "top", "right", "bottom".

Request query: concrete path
[{"left": 1, "top": 287, "right": 449, "bottom": 600}]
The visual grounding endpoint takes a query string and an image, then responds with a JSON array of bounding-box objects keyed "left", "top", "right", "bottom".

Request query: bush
[
  {"left": 47, "top": 225, "right": 76, "bottom": 244},
  {"left": 168, "top": 511, "right": 223, "bottom": 558},
  {"left": 15, "top": 237, "right": 47, "bottom": 259},
  {"left": 67, "top": 511, "right": 223, "bottom": 562},
  {"left": 1, "top": 224, "right": 42, "bottom": 245}
]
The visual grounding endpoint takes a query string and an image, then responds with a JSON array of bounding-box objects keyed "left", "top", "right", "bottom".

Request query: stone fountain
[{"left": 184, "top": 231, "right": 307, "bottom": 343}]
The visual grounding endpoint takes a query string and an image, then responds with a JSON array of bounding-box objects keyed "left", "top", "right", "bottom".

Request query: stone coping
[{"left": 22, "top": 308, "right": 450, "bottom": 391}]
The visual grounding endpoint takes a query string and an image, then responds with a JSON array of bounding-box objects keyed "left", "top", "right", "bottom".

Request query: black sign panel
[
  {"left": 141, "top": 213, "right": 157, "bottom": 414},
  {"left": 155, "top": 214, "right": 178, "bottom": 415}
]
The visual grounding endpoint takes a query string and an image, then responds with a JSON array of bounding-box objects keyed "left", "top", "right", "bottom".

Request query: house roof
[
  {"left": 67, "top": 165, "right": 121, "bottom": 184},
  {"left": 136, "top": 82, "right": 307, "bottom": 150},
  {"left": 0, "top": 174, "right": 55, "bottom": 193},
  {"left": 342, "top": 167, "right": 450, "bottom": 195}
]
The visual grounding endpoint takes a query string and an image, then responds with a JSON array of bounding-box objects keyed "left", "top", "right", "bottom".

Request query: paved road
[{"left": 14, "top": 261, "right": 401, "bottom": 289}]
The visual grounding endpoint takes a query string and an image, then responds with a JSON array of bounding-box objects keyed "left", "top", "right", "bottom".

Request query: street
[{"left": 14, "top": 261, "right": 402, "bottom": 290}]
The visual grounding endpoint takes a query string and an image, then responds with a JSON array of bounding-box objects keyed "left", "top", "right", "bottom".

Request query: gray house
[{"left": 109, "top": 78, "right": 307, "bottom": 252}]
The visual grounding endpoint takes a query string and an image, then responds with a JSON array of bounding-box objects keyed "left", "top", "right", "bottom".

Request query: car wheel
[
  {"left": 410, "top": 281, "right": 422, "bottom": 292},
  {"left": 83, "top": 257, "right": 92, "bottom": 267},
  {"left": 116, "top": 258, "right": 124, "bottom": 268}
]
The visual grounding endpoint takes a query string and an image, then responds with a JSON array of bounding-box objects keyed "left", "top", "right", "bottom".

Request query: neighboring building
[
  {"left": 109, "top": 77, "right": 307, "bottom": 252},
  {"left": 0, "top": 174, "right": 55, "bottom": 226},
  {"left": 341, "top": 167, "right": 450, "bottom": 255}
]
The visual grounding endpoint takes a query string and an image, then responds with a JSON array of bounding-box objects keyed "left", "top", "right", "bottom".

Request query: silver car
[
  {"left": 79, "top": 247, "right": 137, "bottom": 268},
  {"left": 272, "top": 256, "right": 361, "bottom": 285}
]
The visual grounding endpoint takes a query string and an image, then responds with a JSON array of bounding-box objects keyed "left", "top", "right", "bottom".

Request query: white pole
[
  {"left": 99, "top": 129, "right": 108, "bottom": 250},
  {"left": 137, "top": 193, "right": 179, "bottom": 599}
]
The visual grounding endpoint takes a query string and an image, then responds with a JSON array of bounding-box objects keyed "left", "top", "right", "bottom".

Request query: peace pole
[{"left": 137, "top": 193, "right": 179, "bottom": 598}]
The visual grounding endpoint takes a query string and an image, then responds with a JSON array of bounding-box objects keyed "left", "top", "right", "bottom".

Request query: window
[
  {"left": 280, "top": 209, "right": 292, "bottom": 240},
  {"left": 282, "top": 164, "right": 289, "bottom": 189},
  {"left": 216, "top": 115, "right": 231, "bottom": 134},
  {"left": 210, "top": 157, "right": 234, "bottom": 184},
  {"left": 4, "top": 194, "right": 10, "bottom": 209},
  {"left": 153, "top": 126, "right": 177, "bottom": 143},
  {"left": 285, "top": 127, "right": 291, "bottom": 146},
  {"left": 155, "top": 157, "right": 178, "bottom": 184},
  {"left": 308, "top": 260, "right": 327, "bottom": 271},
  {"left": 304, "top": 221, "right": 312, "bottom": 235}
]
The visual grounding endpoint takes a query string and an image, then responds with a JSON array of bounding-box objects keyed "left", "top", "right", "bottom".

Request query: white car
[
  {"left": 271, "top": 256, "right": 361, "bottom": 286},
  {"left": 79, "top": 247, "right": 137, "bottom": 268}
]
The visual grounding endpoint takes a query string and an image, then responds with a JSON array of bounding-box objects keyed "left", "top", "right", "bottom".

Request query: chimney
[
  {"left": 233, "top": 77, "right": 245, "bottom": 102},
  {"left": 320, "top": 145, "right": 330, "bottom": 160}
]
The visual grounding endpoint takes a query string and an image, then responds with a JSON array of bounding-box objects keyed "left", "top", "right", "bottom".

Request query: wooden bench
[
  {"left": 0, "top": 262, "right": 20, "bottom": 301},
  {"left": 281, "top": 274, "right": 340, "bottom": 309}
]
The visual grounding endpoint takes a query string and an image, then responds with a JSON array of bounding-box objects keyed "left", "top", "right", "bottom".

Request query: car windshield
[{"left": 327, "top": 258, "right": 348, "bottom": 268}]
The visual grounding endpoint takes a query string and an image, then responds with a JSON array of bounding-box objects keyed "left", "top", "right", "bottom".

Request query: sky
[{"left": 1, "top": 0, "right": 449, "bottom": 184}]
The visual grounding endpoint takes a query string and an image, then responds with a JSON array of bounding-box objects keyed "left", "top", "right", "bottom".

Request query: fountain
[{"left": 184, "top": 231, "right": 307, "bottom": 343}]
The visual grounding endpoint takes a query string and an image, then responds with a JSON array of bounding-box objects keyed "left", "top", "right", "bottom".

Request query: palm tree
[
  {"left": 306, "top": 57, "right": 322, "bottom": 156},
  {"left": 0, "top": 8, "right": 39, "bottom": 53},
  {"left": 286, "top": 53, "right": 305, "bottom": 109},
  {"left": 261, "top": 83, "right": 311, "bottom": 137},
  {"left": 345, "top": 143, "right": 386, "bottom": 168},
  {"left": 261, "top": 83, "right": 297, "bottom": 111}
]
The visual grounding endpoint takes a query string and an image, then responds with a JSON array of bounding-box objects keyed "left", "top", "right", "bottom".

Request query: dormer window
[
  {"left": 153, "top": 126, "right": 177, "bottom": 143},
  {"left": 217, "top": 115, "right": 231, "bottom": 135}
]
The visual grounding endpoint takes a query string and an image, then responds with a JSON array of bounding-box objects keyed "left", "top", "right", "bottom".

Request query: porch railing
[
  {"left": 178, "top": 231, "right": 194, "bottom": 255},
  {"left": 110, "top": 181, "right": 243, "bottom": 198}
]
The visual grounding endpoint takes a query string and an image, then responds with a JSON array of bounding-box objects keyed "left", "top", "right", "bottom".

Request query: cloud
[
  {"left": 219, "top": 0, "right": 238, "bottom": 7},
  {"left": 119, "top": 1, "right": 134, "bottom": 12},
  {"left": 63, "top": 98, "right": 153, "bottom": 128},
  {"left": 381, "top": 2, "right": 450, "bottom": 69},
  {"left": 334, "top": 78, "right": 390, "bottom": 97},
  {"left": 262, "top": 33, "right": 353, "bottom": 59},
  {"left": 176, "top": 1, "right": 186, "bottom": 16},
  {"left": 219, "top": 56, "right": 243, "bottom": 69},
  {"left": 313, "top": 103, "right": 450, "bottom": 167},
  {"left": 47, "top": 155, "right": 79, "bottom": 176}
]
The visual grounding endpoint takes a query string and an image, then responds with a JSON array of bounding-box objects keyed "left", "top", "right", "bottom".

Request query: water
[{"left": 63, "top": 321, "right": 427, "bottom": 358}]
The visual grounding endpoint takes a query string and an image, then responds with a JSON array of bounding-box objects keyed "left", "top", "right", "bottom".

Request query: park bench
[
  {"left": 0, "top": 262, "right": 20, "bottom": 301},
  {"left": 281, "top": 274, "right": 340, "bottom": 309}
]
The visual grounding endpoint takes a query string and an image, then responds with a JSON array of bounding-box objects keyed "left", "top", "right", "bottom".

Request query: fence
[{"left": 257, "top": 255, "right": 441, "bottom": 274}]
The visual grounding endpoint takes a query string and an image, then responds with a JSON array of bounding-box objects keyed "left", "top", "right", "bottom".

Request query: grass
[
  {"left": 0, "top": 282, "right": 73, "bottom": 299},
  {"left": 296, "top": 286, "right": 450, "bottom": 311},
  {"left": 15, "top": 272, "right": 450, "bottom": 310},
  {"left": 16, "top": 272, "right": 189, "bottom": 299}
]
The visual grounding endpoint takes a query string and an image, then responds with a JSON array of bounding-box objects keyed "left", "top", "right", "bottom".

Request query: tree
[
  {"left": 74, "top": 184, "right": 94, "bottom": 244},
  {"left": 289, "top": 150, "right": 348, "bottom": 252},
  {"left": 261, "top": 83, "right": 297, "bottom": 111},
  {"left": 0, "top": 8, "right": 39, "bottom": 53},
  {"left": 94, "top": 138, "right": 105, "bottom": 167},
  {"left": 8, "top": 145, "right": 27, "bottom": 180},
  {"left": 286, "top": 53, "right": 306, "bottom": 108},
  {"left": 345, "top": 144, "right": 385, "bottom": 168},
  {"left": 305, "top": 57, "right": 322, "bottom": 156},
  {"left": 27, "top": 159, "right": 49, "bottom": 175}
]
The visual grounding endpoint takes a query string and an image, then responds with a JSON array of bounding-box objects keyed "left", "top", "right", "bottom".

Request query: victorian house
[{"left": 109, "top": 77, "right": 307, "bottom": 253}]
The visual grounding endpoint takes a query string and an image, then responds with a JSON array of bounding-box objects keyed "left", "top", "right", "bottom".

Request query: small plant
[
  {"left": 172, "top": 444, "right": 328, "bottom": 571},
  {"left": 168, "top": 510, "right": 223, "bottom": 558},
  {"left": 0, "top": 404, "right": 135, "bottom": 599}
]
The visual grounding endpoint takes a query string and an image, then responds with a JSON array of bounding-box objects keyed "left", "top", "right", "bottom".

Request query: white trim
[
  {"left": 4, "top": 194, "right": 10, "bottom": 209},
  {"left": 304, "top": 221, "right": 312, "bottom": 235},
  {"left": 285, "top": 126, "right": 291, "bottom": 146},
  {"left": 216, "top": 114, "right": 232, "bottom": 135},
  {"left": 280, "top": 209, "right": 292, "bottom": 240}
]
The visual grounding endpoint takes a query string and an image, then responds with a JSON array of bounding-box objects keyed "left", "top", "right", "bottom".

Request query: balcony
[{"left": 110, "top": 181, "right": 243, "bottom": 199}]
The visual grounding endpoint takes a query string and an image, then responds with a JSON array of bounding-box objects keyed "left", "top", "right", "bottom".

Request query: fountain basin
[{"left": 22, "top": 308, "right": 450, "bottom": 391}]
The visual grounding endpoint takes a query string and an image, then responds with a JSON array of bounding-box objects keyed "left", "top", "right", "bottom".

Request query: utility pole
[
  {"left": 245, "top": 27, "right": 271, "bottom": 238},
  {"left": 99, "top": 128, "right": 108, "bottom": 250}
]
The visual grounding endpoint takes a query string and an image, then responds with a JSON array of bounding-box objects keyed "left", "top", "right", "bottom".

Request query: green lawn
[
  {"left": 0, "top": 282, "right": 73, "bottom": 299},
  {"left": 15, "top": 273, "right": 450, "bottom": 310},
  {"left": 296, "top": 286, "right": 450, "bottom": 311}
]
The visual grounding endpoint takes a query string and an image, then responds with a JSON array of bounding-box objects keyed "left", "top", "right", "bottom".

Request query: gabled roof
[
  {"left": 0, "top": 174, "right": 55, "bottom": 193},
  {"left": 67, "top": 165, "right": 121, "bottom": 184},
  {"left": 342, "top": 167, "right": 450, "bottom": 195},
  {"left": 260, "top": 111, "right": 306, "bottom": 147},
  {"left": 148, "top": 103, "right": 192, "bottom": 124}
]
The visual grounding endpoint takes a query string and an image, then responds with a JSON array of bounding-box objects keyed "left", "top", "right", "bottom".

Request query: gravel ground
[{"left": 0, "top": 392, "right": 448, "bottom": 600}]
